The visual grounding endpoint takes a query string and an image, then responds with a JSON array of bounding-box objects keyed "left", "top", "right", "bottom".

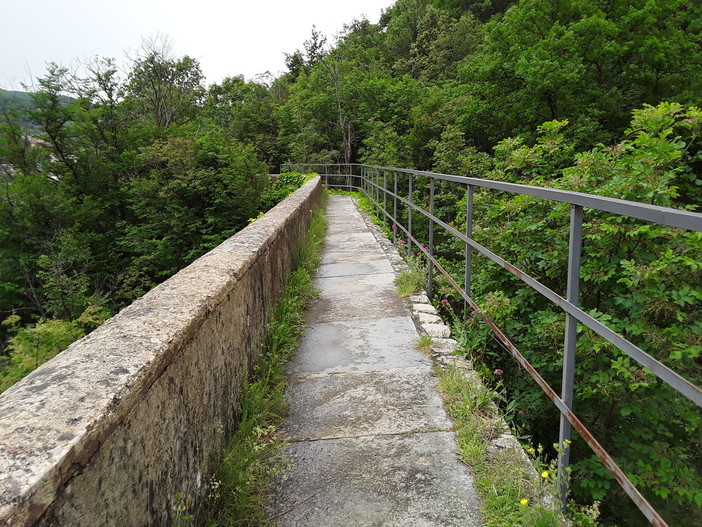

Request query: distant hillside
[
  {"left": 0, "top": 88, "right": 73, "bottom": 133},
  {"left": 0, "top": 89, "right": 36, "bottom": 131},
  {"left": 0, "top": 88, "right": 34, "bottom": 107}
]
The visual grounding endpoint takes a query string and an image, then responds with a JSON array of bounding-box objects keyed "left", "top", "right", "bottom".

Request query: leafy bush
[
  {"left": 260, "top": 172, "right": 307, "bottom": 210},
  {"left": 428, "top": 103, "right": 701, "bottom": 526},
  {"left": 0, "top": 306, "right": 110, "bottom": 393}
]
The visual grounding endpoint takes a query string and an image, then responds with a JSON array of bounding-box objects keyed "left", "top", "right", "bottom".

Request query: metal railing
[{"left": 283, "top": 162, "right": 702, "bottom": 527}]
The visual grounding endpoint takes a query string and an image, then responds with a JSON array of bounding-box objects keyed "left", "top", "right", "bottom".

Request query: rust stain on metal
[{"left": 502, "top": 261, "right": 524, "bottom": 280}]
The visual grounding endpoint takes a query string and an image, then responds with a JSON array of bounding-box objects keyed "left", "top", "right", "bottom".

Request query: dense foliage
[
  {"left": 2, "top": 0, "right": 700, "bottom": 524},
  {"left": 0, "top": 88, "right": 75, "bottom": 133},
  {"left": 429, "top": 104, "right": 702, "bottom": 526},
  {"left": 0, "top": 45, "right": 299, "bottom": 392}
]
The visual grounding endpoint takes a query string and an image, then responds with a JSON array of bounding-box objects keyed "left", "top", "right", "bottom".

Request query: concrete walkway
[{"left": 266, "top": 195, "right": 481, "bottom": 526}]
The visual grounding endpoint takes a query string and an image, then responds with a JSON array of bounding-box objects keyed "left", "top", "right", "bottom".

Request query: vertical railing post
[
  {"left": 427, "top": 176, "right": 435, "bottom": 300},
  {"left": 408, "top": 174, "right": 413, "bottom": 256},
  {"left": 363, "top": 167, "right": 371, "bottom": 197},
  {"left": 383, "top": 170, "right": 388, "bottom": 227},
  {"left": 377, "top": 169, "right": 381, "bottom": 216},
  {"left": 369, "top": 166, "right": 372, "bottom": 194},
  {"left": 367, "top": 166, "right": 370, "bottom": 196},
  {"left": 464, "top": 184, "right": 474, "bottom": 312},
  {"left": 393, "top": 171, "right": 398, "bottom": 244},
  {"left": 558, "top": 204, "right": 584, "bottom": 506}
]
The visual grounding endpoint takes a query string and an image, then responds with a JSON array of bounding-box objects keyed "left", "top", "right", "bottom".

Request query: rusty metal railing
[{"left": 283, "top": 162, "right": 702, "bottom": 527}]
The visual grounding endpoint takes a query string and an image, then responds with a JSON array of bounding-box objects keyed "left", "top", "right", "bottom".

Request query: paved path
[{"left": 266, "top": 195, "right": 481, "bottom": 526}]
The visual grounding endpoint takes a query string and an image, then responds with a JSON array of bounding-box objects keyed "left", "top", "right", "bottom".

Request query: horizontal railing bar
[
  {"left": 288, "top": 164, "right": 702, "bottom": 232},
  {"left": 369, "top": 181, "right": 702, "bottom": 407}
]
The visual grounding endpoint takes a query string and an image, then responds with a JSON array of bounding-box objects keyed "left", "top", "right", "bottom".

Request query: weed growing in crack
[
  {"left": 415, "top": 333, "right": 434, "bottom": 353},
  {"left": 395, "top": 266, "right": 426, "bottom": 298}
]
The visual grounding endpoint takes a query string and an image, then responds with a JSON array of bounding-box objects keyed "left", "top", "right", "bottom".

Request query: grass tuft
[
  {"left": 203, "top": 193, "right": 328, "bottom": 526},
  {"left": 415, "top": 333, "right": 434, "bottom": 353},
  {"left": 395, "top": 267, "right": 426, "bottom": 298},
  {"left": 436, "top": 365, "right": 599, "bottom": 527}
]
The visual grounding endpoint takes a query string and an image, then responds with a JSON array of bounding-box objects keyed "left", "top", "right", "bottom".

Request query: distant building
[{"left": 27, "top": 136, "right": 51, "bottom": 148}]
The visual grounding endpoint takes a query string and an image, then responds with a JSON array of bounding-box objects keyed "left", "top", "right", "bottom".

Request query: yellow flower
[
  {"left": 541, "top": 471, "right": 549, "bottom": 479},
  {"left": 520, "top": 499, "right": 529, "bottom": 506},
  {"left": 527, "top": 447, "right": 535, "bottom": 454},
  {"left": 564, "top": 439, "right": 571, "bottom": 445}
]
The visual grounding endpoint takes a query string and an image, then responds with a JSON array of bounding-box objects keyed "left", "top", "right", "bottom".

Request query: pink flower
[
  {"left": 398, "top": 240, "right": 406, "bottom": 245},
  {"left": 518, "top": 410, "right": 525, "bottom": 415},
  {"left": 441, "top": 299, "right": 449, "bottom": 305},
  {"left": 391, "top": 224, "right": 398, "bottom": 232},
  {"left": 494, "top": 369, "right": 504, "bottom": 375}
]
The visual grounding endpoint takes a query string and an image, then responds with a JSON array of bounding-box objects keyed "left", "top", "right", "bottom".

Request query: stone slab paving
[
  {"left": 266, "top": 195, "right": 481, "bottom": 526},
  {"left": 285, "top": 317, "right": 426, "bottom": 375}
]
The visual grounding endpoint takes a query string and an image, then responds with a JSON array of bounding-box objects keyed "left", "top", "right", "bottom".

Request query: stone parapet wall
[{"left": 0, "top": 177, "right": 322, "bottom": 526}]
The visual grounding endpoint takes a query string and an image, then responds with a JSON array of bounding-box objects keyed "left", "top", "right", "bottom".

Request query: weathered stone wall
[{"left": 0, "top": 177, "right": 322, "bottom": 526}]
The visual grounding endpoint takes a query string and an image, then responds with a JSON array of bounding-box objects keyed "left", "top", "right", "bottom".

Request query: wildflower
[
  {"left": 564, "top": 439, "right": 571, "bottom": 446},
  {"left": 520, "top": 499, "right": 528, "bottom": 506},
  {"left": 392, "top": 224, "right": 398, "bottom": 232},
  {"left": 398, "top": 240, "right": 406, "bottom": 245},
  {"left": 494, "top": 368, "right": 504, "bottom": 375},
  {"left": 441, "top": 298, "right": 449, "bottom": 305},
  {"left": 518, "top": 410, "right": 525, "bottom": 415},
  {"left": 541, "top": 471, "right": 549, "bottom": 479},
  {"left": 527, "top": 447, "right": 535, "bottom": 454}
]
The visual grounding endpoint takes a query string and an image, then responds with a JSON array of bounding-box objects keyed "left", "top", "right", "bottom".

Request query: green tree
[
  {"left": 0, "top": 47, "right": 278, "bottom": 385},
  {"left": 126, "top": 37, "right": 205, "bottom": 129},
  {"left": 0, "top": 306, "right": 110, "bottom": 393},
  {"left": 205, "top": 76, "right": 282, "bottom": 170},
  {"left": 447, "top": 104, "right": 702, "bottom": 525},
  {"left": 458, "top": 0, "right": 702, "bottom": 149}
]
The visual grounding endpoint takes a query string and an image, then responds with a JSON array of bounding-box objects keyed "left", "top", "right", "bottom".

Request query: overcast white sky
[{"left": 1, "top": 0, "right": 396, "bottom": 89}]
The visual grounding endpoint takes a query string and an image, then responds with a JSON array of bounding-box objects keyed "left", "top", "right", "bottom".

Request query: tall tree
[{"left": 126, "top": 36, "right": 205, "bottom": 129}]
